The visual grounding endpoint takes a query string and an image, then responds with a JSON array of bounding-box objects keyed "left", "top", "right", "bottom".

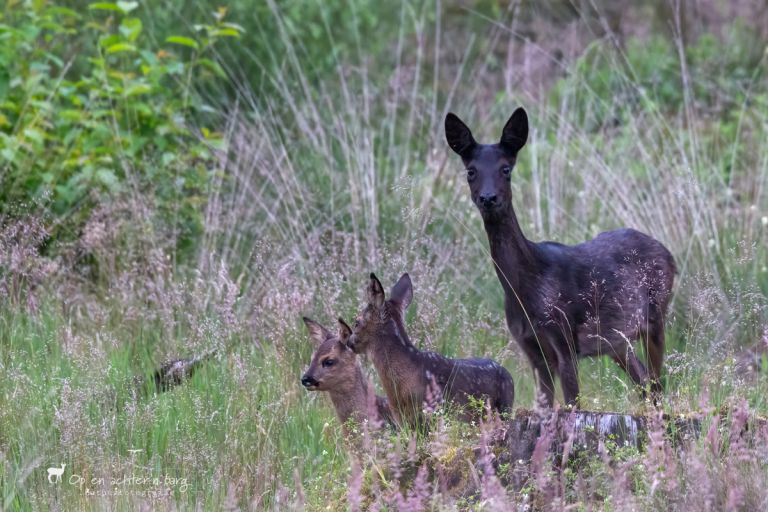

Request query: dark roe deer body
[
  {"left": 347, "top": 273, "right": 515, "bottom": 427},
  {"left": 445, "top": 108, "right": 675, "bottom": 407}
]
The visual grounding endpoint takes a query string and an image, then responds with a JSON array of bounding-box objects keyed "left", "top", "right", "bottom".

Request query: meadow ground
[{"left": 2, "top": 1, "right": 768, "bottom": 510}]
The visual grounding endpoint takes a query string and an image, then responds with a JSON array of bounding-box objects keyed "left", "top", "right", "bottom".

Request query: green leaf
[
  {"left": 46, "top": 7, "right": 82, "bottom": 19},
  {"left": 23, "top": 127, "right": 45, "bottom": 145},
  {"left": 125, "top": 83, "right": 152, "bottom": 96},
  {"left": 221, "top": 22, "right": 245, "bottom": 33},
  {"left": 95, "top": 168, "right": 120, "bottom": 192},
  {"left": 98, "top": 34, "right": 122, "bottom": 48},
  {"left": 165, "top": 36, "right": 199, "bottom": 50},
  {"left": 196, "top": 58, "right": 225, "bottom": 78},
  {"left": 116, "top": 1, "right": 139, "bottom": 14},
  {"left": 1, "top": 148, "right": 15, "bottom": 162},
  {"left": 88, "top": 3, "right": 121, "bottom": 11},
  {"left": 166, "top": 61, "right": 185, "bottom": 75},
  {"left": 210, "top": 28, "right": 241, "bottom": 38},
  {"left": 105, "top": 43, "right": 136, "bottom": 54},
  {"left": 119, "top": 18, "right": 142, "bottom": 42}
]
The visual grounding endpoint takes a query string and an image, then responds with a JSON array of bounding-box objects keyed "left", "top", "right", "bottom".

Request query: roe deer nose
[
  {"left": 479, "top": 194, "right": 497, "bottom": 207},
  {"left": 301, "top": 375, "right": 318, "bottom": 388}
]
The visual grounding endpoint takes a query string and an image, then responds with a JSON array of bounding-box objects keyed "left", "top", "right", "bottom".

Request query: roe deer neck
[
  {"left": 369, "top": 317, "right": 422, "bottom": 381},
  {"left": 327, "top": 364, "right": 371, "bottom": 425},
  {"left": 483, "top": 201, "right": 540, "bottom": 296}
]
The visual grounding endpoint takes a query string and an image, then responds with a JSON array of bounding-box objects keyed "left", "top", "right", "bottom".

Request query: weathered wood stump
[{"left": 498, "top": 408, "right": 767, "bottom": 491}]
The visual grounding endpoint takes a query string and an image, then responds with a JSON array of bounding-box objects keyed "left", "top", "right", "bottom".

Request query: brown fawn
[
  {"left": 445, "top": 108, "right": 675, "bottom": 407},
  {"left": 346, "top": 273, "right": 515, "bottom": 427},
  {"left": 301, "top": 317, "right": 393, "bottom": 430}
]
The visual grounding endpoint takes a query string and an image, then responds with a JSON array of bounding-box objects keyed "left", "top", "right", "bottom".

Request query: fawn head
[
  {"left": 346, "top": 273, "right": 413, "bottom": 354},
  {"left": 301, "top": 317, "right": 357, "bottom": 391},
  {"left": 444, "top": 108, "right": 528, "bottom": 221}
]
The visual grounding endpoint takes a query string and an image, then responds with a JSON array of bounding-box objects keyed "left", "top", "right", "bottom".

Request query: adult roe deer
[
  {"left": 444, "top": 108, "right": 675, "bottom": 407},
  {"left": 301, "top": 317, "right": 393, "bottom": 429},
  {"left": 346, "top": 273, "right": 515, "bottom": 427}
]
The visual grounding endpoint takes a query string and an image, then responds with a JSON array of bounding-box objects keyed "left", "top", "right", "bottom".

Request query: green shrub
[{"left": 0, "top": 1, "right": 236, "bottom": 254}]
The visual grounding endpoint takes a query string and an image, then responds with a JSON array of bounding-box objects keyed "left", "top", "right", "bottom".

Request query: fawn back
[{"left": 346, "top": 273, "right": 514, "bottom": 427}]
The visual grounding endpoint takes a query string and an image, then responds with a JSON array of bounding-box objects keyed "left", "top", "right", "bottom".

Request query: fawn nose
[
  {"left": 301, "top": 375, "right": 318, "bottom": 388},
  {"left": 479, "top": 194, "right": 497, "bottom": 207}
]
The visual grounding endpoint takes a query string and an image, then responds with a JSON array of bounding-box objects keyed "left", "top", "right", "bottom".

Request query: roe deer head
[{"left": 301, "top": 317, "right": 392, "bottom": 429}]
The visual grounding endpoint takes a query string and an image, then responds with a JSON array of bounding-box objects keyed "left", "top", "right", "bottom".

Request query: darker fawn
[
  {"left": 445, "top": 108, "right": 675, "bottom": 407},
  {"left": 301, "top": 317, "right": 393, "bottom": 429},
  {"left": 346, "top": 273, "right": 515, "bottom": 427}
]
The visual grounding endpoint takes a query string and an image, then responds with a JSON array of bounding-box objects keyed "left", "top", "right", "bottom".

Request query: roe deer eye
[
  {"left": 354, "top": 319, "right": 360, "bottom": 328},
  {"left": 466, "top": 168, "right": 477, "bottom": 181},
  {"left": 322, "top": 359, "right": 336, "bottom": 368},
  {"left": 501, "top": 166, "right": 511, "bottom": 177}
]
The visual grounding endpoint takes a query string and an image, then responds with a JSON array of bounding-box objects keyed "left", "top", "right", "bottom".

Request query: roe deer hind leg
[
  {"left": 558, "top": 353, "right": 580, "bottom": 407},
  {"left": 522, "top": 336, "right": 556, "bottom": 407},
  {"left": 647, "top": 323, "right": 665, "bottom": 396},
  {"left": 613, "top": 345, "right": 651, "bottom": 398}
]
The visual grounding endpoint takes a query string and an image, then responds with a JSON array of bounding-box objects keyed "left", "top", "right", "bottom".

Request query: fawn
[
  {"left": 346, "top": 273, "right": 515, "bottom": 427},
  {"left": 301, "top": 317, "right": 393, "bottom": 430},
  {"left": 445, "top": 108, "right": 676, "bottom": 407}
]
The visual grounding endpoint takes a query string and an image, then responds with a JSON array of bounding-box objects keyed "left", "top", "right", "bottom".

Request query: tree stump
[{"left": 498, "top": 407, "right": 766, "bottom": 491}]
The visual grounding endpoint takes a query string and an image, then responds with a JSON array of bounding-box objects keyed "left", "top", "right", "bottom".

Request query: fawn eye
[
  {"left": 353, "top": 319, "right": 360, "bottom": 328},
  {"left": 322, "top": 359, "right": 336, "bottom": 368},
  {"left": 501, "top": 166, "right": 511, "bottom": 177},
  {"left": 466, "top": 168, "right": 477, "bottom": 181}
]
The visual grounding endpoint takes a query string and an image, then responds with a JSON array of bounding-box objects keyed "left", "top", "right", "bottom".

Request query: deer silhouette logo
[{"left": 47, "top": 463, "right": 66, "bottom": 483}]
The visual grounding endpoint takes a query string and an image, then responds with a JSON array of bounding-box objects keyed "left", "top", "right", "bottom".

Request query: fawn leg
[{"left": 495, "top": 369, "right": 515, "bottom": 414}]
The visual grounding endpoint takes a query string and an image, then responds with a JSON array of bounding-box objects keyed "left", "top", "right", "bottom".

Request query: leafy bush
[{"left": 0, "top": 1, "right": 237, "bottom": 254}]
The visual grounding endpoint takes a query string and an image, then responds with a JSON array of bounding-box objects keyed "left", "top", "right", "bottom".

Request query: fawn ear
[
  {"left": 337, "top": 318, "right": 352, "bottom": 346},
  {"left": 303, "top": 317, "right": 331, "bottom": 346},
  {"left": 445, "top": 113, "right": 477, "bottom": 160},
  {"left": 389, "top": 273, "right": 413, "bottom": 313},
  {"left": 367, "top": 273, "right": 386, "bottom": 308},
  {"left": 500, "top": 107, "right": 528, "bottom": 155}
]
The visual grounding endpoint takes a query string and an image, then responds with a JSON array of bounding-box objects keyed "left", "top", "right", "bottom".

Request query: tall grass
[{"left": 2, "top": 1, "right": 768, "bottom": 510}]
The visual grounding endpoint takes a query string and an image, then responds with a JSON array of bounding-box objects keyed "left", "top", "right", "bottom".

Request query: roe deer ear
[
  {"left": 389, "top": 273, "right": 413, "bottom": 314},
  {"left": 337, "top": 318, "right": 353, "bottom": 346},
  {"left": 303, "top": 317, "right": 332, "bottom": 346},
  {"left": 500, "top": 107, "right": 528, "bottom": 155},
  {"left": 445, "top": 113, "right": 477, "bottom": 160},
  {"left": 368, "top": 273, "right": 385, "bottom": 309}
]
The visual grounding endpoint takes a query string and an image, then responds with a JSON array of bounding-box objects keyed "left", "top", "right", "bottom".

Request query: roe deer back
[
  {"left": 444, "top": 108, "right": 675, "bottom": 407},
  {"left": 346, "top": 273, "right": 514, "bottom": 427},
  {"left": 301, "top": 317, "right": 393, "bottom": 430}
]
